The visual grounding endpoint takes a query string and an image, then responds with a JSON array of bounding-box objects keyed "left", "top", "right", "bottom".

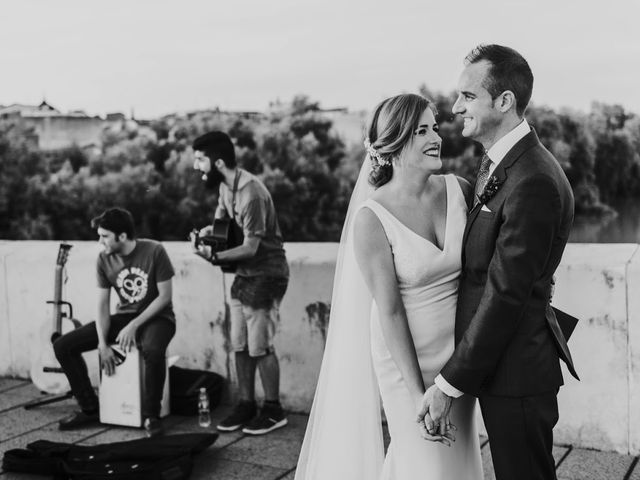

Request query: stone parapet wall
[{"left": 0, "top": 241, "right": 638, "bottom": 454}]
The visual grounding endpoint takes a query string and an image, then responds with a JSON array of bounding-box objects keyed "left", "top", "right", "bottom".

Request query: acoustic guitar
[
  {"left": 30, "top": 243, "right": 81, "bottom": 394},
  {"left": 192, "top": 217, "right": 244, "bottom": 273}
]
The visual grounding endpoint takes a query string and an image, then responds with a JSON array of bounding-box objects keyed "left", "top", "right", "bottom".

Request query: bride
[{"left": 295, "top": 93, "right": 483, "bottom": 479}]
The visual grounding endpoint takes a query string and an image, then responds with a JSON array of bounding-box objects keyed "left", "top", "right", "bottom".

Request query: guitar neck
[{"left": 52, "top": 265, "right": 64, "bottom": 333}]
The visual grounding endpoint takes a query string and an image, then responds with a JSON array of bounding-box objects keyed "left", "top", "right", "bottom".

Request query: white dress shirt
[{"left": 434, "top": 118, "right": 531, "bottom": 398}]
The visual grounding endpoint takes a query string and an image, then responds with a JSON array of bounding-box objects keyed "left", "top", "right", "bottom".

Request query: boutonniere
[{"left": 478, "top": 175, "right": 504, "bottom": 205}]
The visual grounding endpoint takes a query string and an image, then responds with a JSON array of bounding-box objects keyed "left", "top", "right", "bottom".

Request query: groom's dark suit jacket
[{"left": 441, "top": 129, "right": 575, "bottom": 397}]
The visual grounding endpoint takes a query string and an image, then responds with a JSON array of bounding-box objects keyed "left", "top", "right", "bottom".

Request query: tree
[
  {"left": 0, "top": 123, "right": 48, "bottom": 238},
  {"left": 1, "top": 94, "right": 638, "bottom": 241},
  {"left": 256, "top": 98, "right": 350, "bottom": 240}
]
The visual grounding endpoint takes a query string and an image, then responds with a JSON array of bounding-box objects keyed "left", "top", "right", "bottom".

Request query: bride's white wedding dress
[
  {"left": 295, "top": 171, "right": 482, "bottom": 480},
  {"left": 364, "top": 174, "right": 482, "bottom": 479}
]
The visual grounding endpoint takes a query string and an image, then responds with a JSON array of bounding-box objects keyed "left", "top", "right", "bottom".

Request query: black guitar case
[{"left": 2, "top": 433, "right": 217, "bottom": 479}]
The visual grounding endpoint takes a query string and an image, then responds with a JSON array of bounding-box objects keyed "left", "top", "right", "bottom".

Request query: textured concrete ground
[{"left": 1, "top": 378, "right": 638, "bottom": 479}]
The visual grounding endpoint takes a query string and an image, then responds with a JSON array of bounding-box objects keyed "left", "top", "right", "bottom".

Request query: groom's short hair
[{"left": 465, "top": 44, "right": 533, "bottom": 117}]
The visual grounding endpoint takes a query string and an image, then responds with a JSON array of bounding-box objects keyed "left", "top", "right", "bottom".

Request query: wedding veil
[{"left": 295, "top": 156, "right": 384, "bottom": 479}]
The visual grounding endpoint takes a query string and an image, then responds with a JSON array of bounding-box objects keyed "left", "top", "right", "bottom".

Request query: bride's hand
[{"left": 417, "top": 412, "right": 456, "bottom": 446}]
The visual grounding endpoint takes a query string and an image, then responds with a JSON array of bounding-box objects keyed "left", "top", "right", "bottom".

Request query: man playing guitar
[{"left": 192, "top": 131, "right": 289, "bottom": 436}]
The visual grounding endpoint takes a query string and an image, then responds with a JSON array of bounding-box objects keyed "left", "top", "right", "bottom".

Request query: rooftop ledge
[{"left": 1, "top": 241, "right": 639, "bottom": 454}]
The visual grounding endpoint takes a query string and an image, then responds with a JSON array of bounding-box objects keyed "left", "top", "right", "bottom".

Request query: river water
[{"left": 569, "top": 198, "right": 640, "bottom": 243}]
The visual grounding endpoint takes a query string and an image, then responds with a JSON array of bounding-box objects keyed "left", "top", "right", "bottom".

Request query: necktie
[{"left": 473, "top": 153, "right": 492, "bottom": 207}]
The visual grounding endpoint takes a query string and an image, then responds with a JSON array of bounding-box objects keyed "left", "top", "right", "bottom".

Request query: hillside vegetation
[{"left": 1, "top": 92, "right": 638, "bottom": 242}]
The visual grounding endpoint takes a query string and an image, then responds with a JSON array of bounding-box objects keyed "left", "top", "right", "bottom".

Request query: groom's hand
[
  {"left": 417, "top": 384, "right": 454, "bottom": 435},
  {"left": 417, "top": 411, "right": 456, "bottom": 446}
]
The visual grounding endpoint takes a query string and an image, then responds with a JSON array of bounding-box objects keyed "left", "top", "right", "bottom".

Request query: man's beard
[
  {"left": 202, "top": 169, "right": 225, "bottom": 190},
  {"left": 104, "top": 241, "right": 123, "bottom": 256}
]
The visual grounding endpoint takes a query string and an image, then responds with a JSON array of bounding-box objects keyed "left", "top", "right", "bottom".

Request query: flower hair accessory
[
  {"left": 364, "top": 138, "right": 391, "bottom": 167},
  {"left": 477, "top": 175, "right": 504, "bottom": 205}
]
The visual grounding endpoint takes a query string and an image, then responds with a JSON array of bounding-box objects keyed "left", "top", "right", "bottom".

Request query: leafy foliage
[{"left": 1, "top": 93, "right": 639, "bottom": 241}]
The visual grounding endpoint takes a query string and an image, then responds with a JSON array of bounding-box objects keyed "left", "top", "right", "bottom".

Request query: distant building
[
  {"left": 0, "top": 100, "right": 105, "bottom": 150},
  {"left": 0, "top": 99, "right": 366, "bottom": 151},
  {"left": 0, "top": 100, "right": 58, "bottom": 119},
  {"left": 105, "top": 112, "right": 126, "bottom": 122},
  {"left": 181, "top": 108, "right": 265, "bottom": 121},
  {"left": 0, "top": 101, "right": 155, "bottom": 150}
]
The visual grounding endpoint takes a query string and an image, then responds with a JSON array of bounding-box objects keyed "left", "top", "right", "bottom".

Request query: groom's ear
[{"left": 496, "top": 90, "right": 516, "bottom": 114}]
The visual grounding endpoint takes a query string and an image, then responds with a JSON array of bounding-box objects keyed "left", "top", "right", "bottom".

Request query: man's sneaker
[
  {"left": 217, "top": 401, "right": 257, "bottom": 432},
  {"left": 143, "top": 417, "right": 164, "bottom": 437},
  {"left": 58, "top": 410, "right": 99, "bottom": 431},
  {"left": 242, "top": 404, "right": 288, "bottom": 435}
]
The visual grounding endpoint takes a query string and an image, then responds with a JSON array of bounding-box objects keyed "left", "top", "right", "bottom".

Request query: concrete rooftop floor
[{"left": 1, "top": 378, "right": 638, "bottom": 480}]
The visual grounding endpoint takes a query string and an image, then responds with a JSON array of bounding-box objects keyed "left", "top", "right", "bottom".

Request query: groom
[{"left": 419, "top": 44, "right": 578, "bottom": 480}]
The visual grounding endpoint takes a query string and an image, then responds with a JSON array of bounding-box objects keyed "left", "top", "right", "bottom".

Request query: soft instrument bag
[{"left": 2, "top": 433, "right": 217, "bottom": 479}]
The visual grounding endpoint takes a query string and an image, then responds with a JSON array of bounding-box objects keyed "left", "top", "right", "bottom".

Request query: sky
[{"left": 2, "top": 0, "right": 639, "bottom": 119}]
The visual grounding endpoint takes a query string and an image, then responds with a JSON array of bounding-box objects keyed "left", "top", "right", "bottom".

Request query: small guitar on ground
[{"left": 28, "top": 243, "right": 81, "bottom": 405}]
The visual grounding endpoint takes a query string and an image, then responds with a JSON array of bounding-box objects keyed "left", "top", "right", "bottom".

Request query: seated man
[
  {"left": 192, "top": 131, "right": 289, "bottom": 435},
  {"left": 54, "top": 207, "right": 175, "bottom": 437}
]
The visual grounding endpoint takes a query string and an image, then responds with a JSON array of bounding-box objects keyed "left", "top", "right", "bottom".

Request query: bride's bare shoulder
[{"left": 354, "top": 201, "right": 384, "bottom": 234}]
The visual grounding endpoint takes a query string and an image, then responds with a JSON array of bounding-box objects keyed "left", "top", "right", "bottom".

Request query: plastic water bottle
[{"left": 198, "top": 387, "right": 211, "bottom": 427}]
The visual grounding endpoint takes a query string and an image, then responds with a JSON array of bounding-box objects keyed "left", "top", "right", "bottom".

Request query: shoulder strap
[
  {"left": 358, "top": 200, "right": 396, "bottom": 246},
  {"left": 447, "top": 174, "right": 471, "bottom": 210},
  {"left": 231, "top": 169, "right": 240, "bottom": 211},
  {"left": 231, "top": 170, "right": 241, "bottom": 217}
]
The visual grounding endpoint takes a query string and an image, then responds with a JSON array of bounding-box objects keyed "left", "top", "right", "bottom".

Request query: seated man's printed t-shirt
[
  {"left": 217, "top": 169, "right": 289, "bottom": 279},
  {"left": 96, "top": 239, "right": 175, "bottom": 322}
]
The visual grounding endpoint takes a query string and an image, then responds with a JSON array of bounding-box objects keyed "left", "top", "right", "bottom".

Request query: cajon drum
[{"left": 99, "top": 344, "right": 170, "bottom": 427}]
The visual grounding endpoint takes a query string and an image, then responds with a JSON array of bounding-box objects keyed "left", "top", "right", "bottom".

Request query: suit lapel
[
  {"left": 462, "top": 200, "right": 482, "bottom": 248},
  {"left": 462, "top": 129, "right": 541, "bottom": 248}
]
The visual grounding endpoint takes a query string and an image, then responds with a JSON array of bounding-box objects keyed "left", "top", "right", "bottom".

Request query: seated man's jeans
[{"left": 53, "top": 313, "right": 175, "bottom": 419}]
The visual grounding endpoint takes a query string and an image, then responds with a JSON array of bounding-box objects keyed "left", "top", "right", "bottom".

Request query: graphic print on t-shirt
[{"left": 116, "top": 267, "right": 149, "bottom": 303}]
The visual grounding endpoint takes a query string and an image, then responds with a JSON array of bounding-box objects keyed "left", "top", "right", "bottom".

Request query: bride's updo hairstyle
[{"left": 365, "top": 93, "right": 433, "bottom": 188}]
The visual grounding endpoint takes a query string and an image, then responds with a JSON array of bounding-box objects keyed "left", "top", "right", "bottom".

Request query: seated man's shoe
[
  {"left": 217, "top": 401, "right": 257, "bottom": 432},
  {"left": 143, "top": 417, "right": 164, "bottom": 437},
  {"left": 242, "top": 403, "right": 287, "bottom": 435},
  {"left": 59, "top": 410, "right": 99, "bottom": 431}
]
